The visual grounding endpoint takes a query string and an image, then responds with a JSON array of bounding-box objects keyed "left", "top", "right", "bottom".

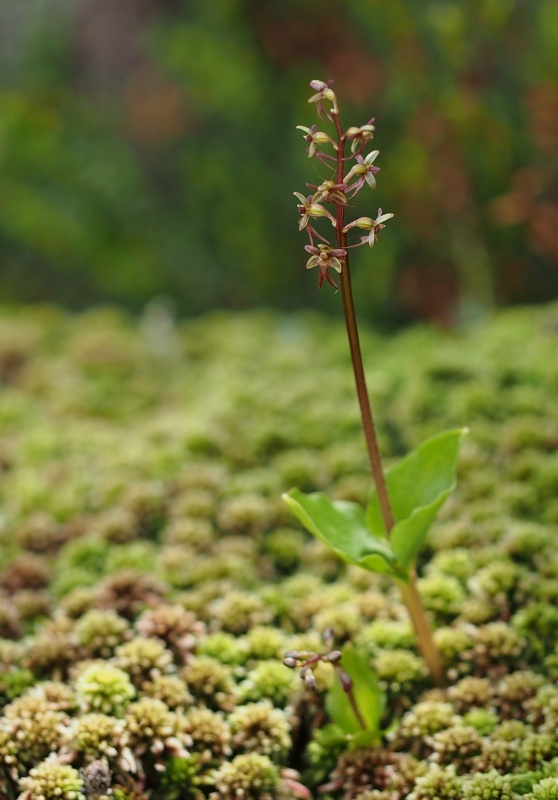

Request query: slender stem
[
  {"left": 397, "top": 574, "right": 446, "bottom": 686},
  {"left": 332, "top": 112, "right": 395, "bottom": 535},
  {"left": 330, "top": 111, "right": 445, "bottom": 687},
  {"left": 340, "top": 675, "right": 368, "bottom": 731}
]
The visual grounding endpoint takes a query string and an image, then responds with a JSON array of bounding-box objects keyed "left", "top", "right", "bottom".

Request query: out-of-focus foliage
[{"left": 1, "top": 0, "right": 557, "bottom": 324}]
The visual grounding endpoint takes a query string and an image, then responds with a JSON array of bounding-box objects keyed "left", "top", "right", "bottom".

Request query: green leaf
[
  {"left": 325, "top": 647, "right": 385, "bottom": 738},
  {"left": 282, "top": 489, "right": 397, "bottom": 575},
  {"left": 366, "top": 428, "right": 467, "bottom": 571},
  {"left": 351, "top": 729, "right": 383, "bottom": 748}
]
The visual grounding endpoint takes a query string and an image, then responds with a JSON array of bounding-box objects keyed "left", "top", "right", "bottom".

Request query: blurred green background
[{"left": 1, "top": 0, "right": 557, "bottom": 327}]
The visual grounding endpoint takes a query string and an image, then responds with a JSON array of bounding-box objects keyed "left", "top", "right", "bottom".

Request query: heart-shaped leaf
[
  {"left": 283, "top": 489, "right": 397, "bottom": 575},
  {"left": 366, "top": 428, "right": 467, "bottom": 570}
]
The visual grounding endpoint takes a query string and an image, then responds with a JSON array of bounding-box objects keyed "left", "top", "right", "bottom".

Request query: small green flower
[
  {"left": 311, "top": 179, "right": 347, "bottom": 205},
  {"left": 308, "top": 78, "right": 339, "bottom": 115},
  {"left": 294, "top": 193, "right": 337, "bottom": 231},
  {"left": 296, "top": 124, "right": 338, "bottom": 158},
  {"left": 344, "top": 150, "right": 381, "bottom": 192},
  {"left": 343, "top": 209, "right": 394, "bottom": 248},
  {"left": 304, "top": 244, "right": 347, "bottom": 291},
  {"left": 346, "top": 120, "right": 376, "bottom": 153}
]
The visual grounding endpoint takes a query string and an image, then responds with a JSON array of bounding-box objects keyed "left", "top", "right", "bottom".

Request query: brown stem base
[{"left": 396, "top": 573, "right": 446, "bottom": 687}]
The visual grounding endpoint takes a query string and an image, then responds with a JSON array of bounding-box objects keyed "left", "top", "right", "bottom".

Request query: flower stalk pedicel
[
  {"left": 284, "top": 79, "right": 468, "bottom": 687},
  {"left": 283, "top": 630, "right": 385, "bottom": 741}
]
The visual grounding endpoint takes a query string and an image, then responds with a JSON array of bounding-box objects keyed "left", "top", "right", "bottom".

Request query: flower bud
[
  {"left": 338, "top": 669, "right": 353, "bottom": 692},
  {"left": 325, "top": 650, "right": 343, "bottom": 663},
  {"left": 304, "top": 670, "right": 317, "bottom": 690}
]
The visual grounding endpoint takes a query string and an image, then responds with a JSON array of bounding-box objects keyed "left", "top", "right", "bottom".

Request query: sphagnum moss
[
  {"left": 2, "top": 301, "right": 558, "bottom": 797},
  {"left": 18, "top": 759, "right": 85, "bottom": 800}
]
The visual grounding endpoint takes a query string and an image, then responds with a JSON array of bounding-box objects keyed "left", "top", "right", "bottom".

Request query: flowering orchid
[
  {"left": 344, "top": 150, "right": 381, "bottom": 195},
  {"left": 293, "top": 192, "right": 337, "bottom": 231},
  {"left": 308, "top": 79, "right": 339, "bottom": 117},
  {"left": 296, "top": 124, "right": 338, "bottom": 158},
  {"left": 309, "top": 179, "right": 347, "bottom": 205},
  {"left": 342, "top": 208, "right": 394, "bottom": 247},
  {"left": 345, "top": 120, "right": 376, "bottom": 154},
  {"left": 287, "top": 81, "right": 460, "bottom": 691},
  {"left": 304, "top": 243, "right": 347, "bottom": 290}
]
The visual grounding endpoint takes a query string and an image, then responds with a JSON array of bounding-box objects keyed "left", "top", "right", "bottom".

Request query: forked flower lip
[{"left": 304, "top": 243, "right": 347, "bottom": 291}]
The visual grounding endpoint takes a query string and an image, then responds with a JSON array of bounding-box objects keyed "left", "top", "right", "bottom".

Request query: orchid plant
[{"left": 284, "top": 80, "right": 467, "bottom": 688}]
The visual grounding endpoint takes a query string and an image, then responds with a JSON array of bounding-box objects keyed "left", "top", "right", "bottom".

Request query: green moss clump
[
  {"left": 74, "top": 609, "right": 129, "bottom": 659},
  {"left": 17, "top": 759, "right": 85, "bottom": 800},
  {"left": 181, "top": 657, "right": 238, "bottom": 711},
  {"left": 183, "top": 707, "right": 232, "bottom": 762},
  {"left": 392, "top": 701, "right": 458, "bottom": 756},
  {"left": 407, "top": 765, "right": 462, "bottom": 800},
  {"left": 3, "top": 305, "right": 558, "bottom": 795},
  {"left": 75, "top": 662, "right": 135, "bottom": 715},
  {"left": 448, "top": 676, "right": 494, "bottom": 712},
  {"left": 239, "top": 661, "right": 298, "bottom": 708},
  {"left": 211, "top": 753, "right": 279, "bottom": 800},
  {"left": 114, "top": 636, "right": 175, "bottom": 688},
  {"left": 229, "top": 700, "right": 291, "bottom": 761},
  {"left": 429, "top": 725, "right": 483, "bottom": 773},
  {"left": 124, "top": 697, "right": 191, "bottom": 765},
  {"left": 525, "top": 778, "right": 558, "bottom": 800},
  {"left": 462, "top": 770, "right": 513, "bottom": 800}
]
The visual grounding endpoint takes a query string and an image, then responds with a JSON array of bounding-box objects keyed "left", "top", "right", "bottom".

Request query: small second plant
[{"left": 283, "top": 79, "right": 467, "bottom": 689}]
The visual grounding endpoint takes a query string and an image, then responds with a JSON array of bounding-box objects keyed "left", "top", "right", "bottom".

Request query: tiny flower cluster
[
  {"left": 283, "top": 646, "right": 345, "bottom": 692},
  {"left": 283, "top": 631, "right": 368, "bottom": 731},
  {"left": 294, "top": 79, "right": 393, "bottom": 290}
]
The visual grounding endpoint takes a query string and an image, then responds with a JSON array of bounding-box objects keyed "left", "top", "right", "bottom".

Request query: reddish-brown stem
[
  {"left": 331, "top": 112, "right": 395, "bottom": 535},
  {"left": 336, "top": 666, "right": 367, "bottom": 730},
  {"left": 330, "top": 110, "right": 445, "bottom": 687}
]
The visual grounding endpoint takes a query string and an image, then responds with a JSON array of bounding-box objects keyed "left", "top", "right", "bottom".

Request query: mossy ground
[{"left": 1, "top": 303, "right": 558, "bottom": 799}]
